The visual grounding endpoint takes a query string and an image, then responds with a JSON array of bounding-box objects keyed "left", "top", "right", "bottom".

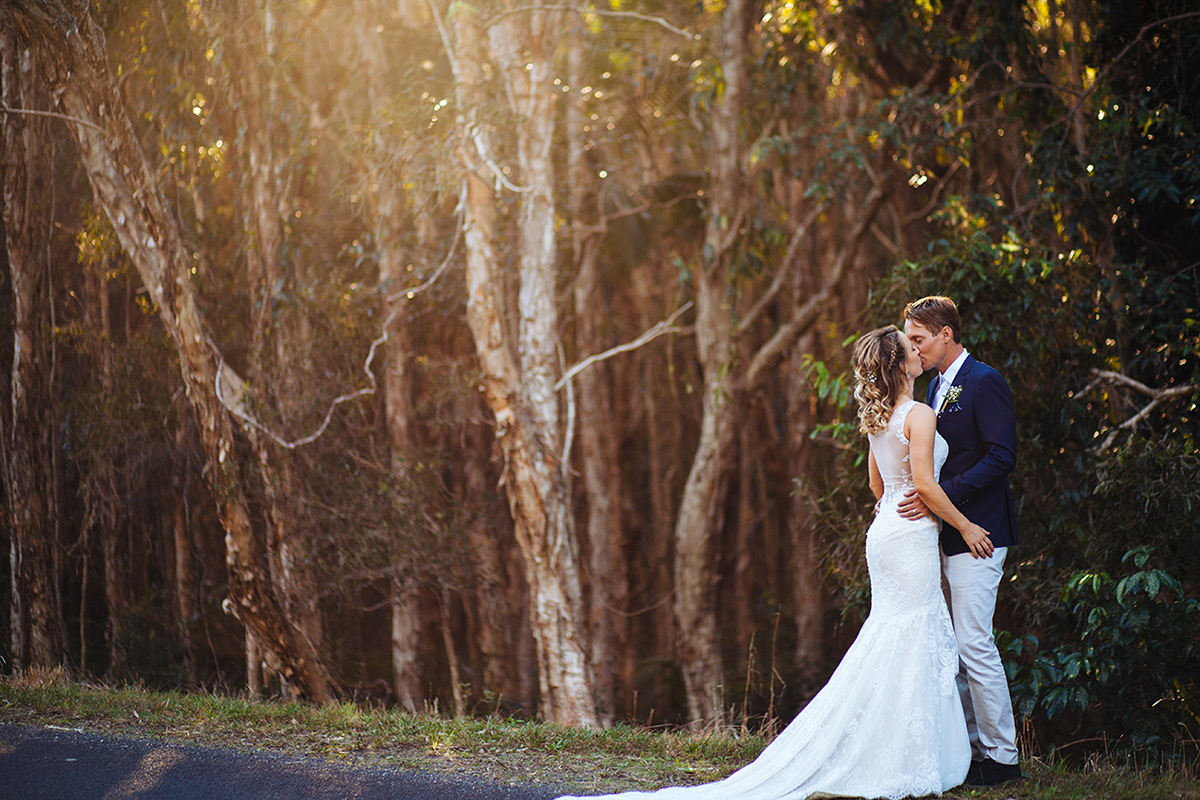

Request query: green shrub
[{"left": 1006, "top": 546, "right": 1200, "bottom": 763}]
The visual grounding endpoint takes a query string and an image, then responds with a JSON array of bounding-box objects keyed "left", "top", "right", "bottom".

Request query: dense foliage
[{"left": 807, "top": 0, "right": 1200, "bottom": 763}]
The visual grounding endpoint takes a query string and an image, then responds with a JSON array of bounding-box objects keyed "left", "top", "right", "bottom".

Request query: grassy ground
[{"left": 1, "top": 669, "right": 1196, "bottom": 799}]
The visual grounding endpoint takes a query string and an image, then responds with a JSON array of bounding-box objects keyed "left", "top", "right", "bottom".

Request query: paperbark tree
[
  {"left": 9, "top": 0, "right": 335, "bottom": 702},
  {"left": 171, "top": 410, "right": 200, "bottom": 687},
  {"left": 443, "top": 2, "right": 597, "bottom": 726},
  {"left": 786, "top": 332, "right": 826, "bottom": 693},
  {"left": 76, "top": 245, "right": 119, "bottom": 677},
  {"left": 632, "top": 263, "right": 683, "bottom": 709},
  {"left": 669, "top": 0, "right": 750, "bottom": 725},
  {"left": 200, "top": 0, "right": 326, "bottom": 694},
  {"left": 1, "top": 13, "right": 65, "bottom": 669},
  {"left": 566, "top": 21, "right": 629, "bottom": 726},
  {"left": 462, "top": 409, "right": 530, "bottom": 709}
]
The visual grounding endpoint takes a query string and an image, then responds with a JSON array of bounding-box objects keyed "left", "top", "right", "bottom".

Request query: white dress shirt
[{"left": 933, "top": 349, "right": 971, "bottom": 413}]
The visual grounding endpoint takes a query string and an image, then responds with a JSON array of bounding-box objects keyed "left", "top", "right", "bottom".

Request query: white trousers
[{"left": 942, "top": 547, "right": 1018, "bottom": 765}]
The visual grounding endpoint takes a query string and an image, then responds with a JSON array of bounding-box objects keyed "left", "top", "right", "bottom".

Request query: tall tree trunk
[
  {"left": 354, "top": 0, "right": 425, "bottom": 712},
  {"left": 462, "top": 414, "right": 523, "bottom": 709},
  {"left": 567, "top": 22, "right": 628, "bottom": 726},
  {"left": 448, "top": 4, "right": 596, "bottom": 726},
  {"left": 672, "top": 349, "right": 738, "bottom": 725},
  {"left": 440, "top": 586, "right": 466, "bottom": 718},
  {"left": 389, "top": 577, "right": 421, "bottom": 712},
  {"left": 0, "top": 17, "right": 64, "bottom": 669},
  {"left": 103, "top": 489, "right": 131, "bottom": 679},
  {"left": 219, "top": 0, "right": 324, "bottom": 695},
  {"left": 671, "top": 0, "right": 748, "bottom": 725},
  {"left": 671, "top": 0, "right": 888, "bottom": 724},
  {"left": 76, "top": 255, "right": 117, "bottom": 676},
  {"left": 734, "top": 424, "right": 757, "bottom": 664},
  {"left": 573, "top": 243, "right": 627, "bottom": 726},
  {"left": 12, "top": 0, "right": 335, "bottom": 702},
  {"left": 632, "top": 264, "right": 679, "bottom": 711},
  {"left": 786, "top": 330, "right": 826, "bottom": 694},
  {"left": 491, "top": 5, "right": 596, "bottom": 728},
  {"left": 380, "top": 220, "right": 424, "bottom": 712},
  {"left": 172, "top": 412, "right": 199, "bottom": 687}
]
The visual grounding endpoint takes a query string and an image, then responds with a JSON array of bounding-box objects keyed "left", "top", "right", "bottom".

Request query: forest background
[{"left": 1, "top": 0, "right": 1197, "bottom": 768}]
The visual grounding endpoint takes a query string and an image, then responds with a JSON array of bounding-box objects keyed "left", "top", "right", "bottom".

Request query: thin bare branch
[
  {"left": 0, "top": 102, "right": 105, "bottom": 132},
  {"left": 744, "top": 117, "right": 781, "bottom": 175},
  {"left": 469, "top": 122, "right": 530, "bottom": 194},
  {"left": 1074, "top": 374, "right": 1104, "bottom": 400},
  {"left": 555, "top": 301, "right": 694, "bottom": 392},
  {"left": 870, "top": 222, "right": 900, "bottom": 257},
  {"left": 902, "top": 159, "right": 963, "bottom": 224},
  {"left": 428, "top": 0, "right": 528, "bottom": 195},
  {"left": 570, "top": 190, "right": 701, "bottom": 235},
  {"left": 385, "top": 208, "right": 463, "bottom": 303},
  {"left": 714, "top": 206, "right": 747, "bottom": 262},
  {"left": 214, "top": 215, "right": 463, "bottom": 449},
  {"left": 1089, "top": 368, "right": 1169, "bottom": 398},
  {"left": 737, "top": 201, "right": 827, "bottom": 338},
  {"left": 214, "top": 336, "right": 375, "bottom": 449},
  {"left": 1086, "top": 368, "right": 1200, "bottom": 452},
  {"left": 428, "top": 0, "right": 462, "bottom": 84},
  {"left": 559, "top": 338, "right": 577, "bottom": 478},
  {"left": 487, "top": 5, "right": 695, "bottom": 39},
  {"left": 741, "top": 181, "right": 887, "bottom": 393}
]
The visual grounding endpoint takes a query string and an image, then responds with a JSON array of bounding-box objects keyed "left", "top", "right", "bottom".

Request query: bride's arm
[
  {"left": 868, "top": 448, "right": 884, "bottom": 503},
  {"left": 905, "top": 404, "right": 995, "bottom": 559}
]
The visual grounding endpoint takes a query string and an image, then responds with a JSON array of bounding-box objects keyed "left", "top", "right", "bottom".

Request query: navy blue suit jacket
[{"left": 927, "top": 355, "right": 1019, "bottom": 556}]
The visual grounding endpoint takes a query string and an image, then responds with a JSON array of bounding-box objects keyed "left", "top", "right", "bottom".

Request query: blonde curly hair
[{"left": 852, "top": 325, "right": 908, "bottom": 435}]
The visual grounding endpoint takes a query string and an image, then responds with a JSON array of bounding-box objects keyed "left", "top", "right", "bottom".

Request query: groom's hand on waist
[{"left": 897, "top": 490, "right": 931, "bottom": 520}]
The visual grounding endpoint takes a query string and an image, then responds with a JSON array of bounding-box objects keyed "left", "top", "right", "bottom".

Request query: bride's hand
[
  {"left": 897, "top": 490, "right": 931, "bottom": 521},
  {"left": 962, "top": 522, "right": 994, "bottom": 559}
]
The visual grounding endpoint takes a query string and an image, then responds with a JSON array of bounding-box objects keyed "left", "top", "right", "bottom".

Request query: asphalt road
[{"left": 0, "top": 723, "right": 564, "bottom": 800}]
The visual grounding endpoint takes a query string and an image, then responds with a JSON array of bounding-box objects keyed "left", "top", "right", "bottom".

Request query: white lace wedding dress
[{"left": 558, "top": 400, "right": 969, "bottom": 800}]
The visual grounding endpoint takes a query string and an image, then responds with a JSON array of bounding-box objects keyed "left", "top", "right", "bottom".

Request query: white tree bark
[
  {"left": 442, "top": 2, "right": 597, "bottom": 726},
  {"left": 566, "top": 18, "right": 628, "bottom": 727}
]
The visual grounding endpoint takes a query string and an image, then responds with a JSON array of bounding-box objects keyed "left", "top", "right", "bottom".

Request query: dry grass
[{"left": 1, "top": 668, "right": 1197, "bottom": 799}]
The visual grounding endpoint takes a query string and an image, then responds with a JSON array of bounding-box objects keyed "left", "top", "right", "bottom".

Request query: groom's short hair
[{"left": 904, "top": 296, "right": 962, "bottom": 343}]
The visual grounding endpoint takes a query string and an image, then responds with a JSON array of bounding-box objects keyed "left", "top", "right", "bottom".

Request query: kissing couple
[{"left": 556, "top": 296, "right": 1022, "bottom": 800}]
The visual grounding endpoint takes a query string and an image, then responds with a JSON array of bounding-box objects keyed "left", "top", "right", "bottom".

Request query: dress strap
[{"left": 892, "top": 399, "right": 918, "bottom": 446}]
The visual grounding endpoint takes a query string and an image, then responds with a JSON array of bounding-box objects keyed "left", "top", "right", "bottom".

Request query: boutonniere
[{"left": 938, "top": 384, "right": 963, "bottom": 415}]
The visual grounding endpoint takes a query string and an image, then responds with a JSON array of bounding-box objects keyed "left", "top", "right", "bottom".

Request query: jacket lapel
[{"left": 936, "top": 355, "right": 978, "bottom": 417}]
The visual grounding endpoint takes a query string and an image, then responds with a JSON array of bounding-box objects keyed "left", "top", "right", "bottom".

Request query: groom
[{"left": 898, "top": 296, "right": 1022, "bottom": 787}]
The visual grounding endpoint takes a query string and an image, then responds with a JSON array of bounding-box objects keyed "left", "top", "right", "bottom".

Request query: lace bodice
[{"left": 869, "top": 399, "right": 948, "bottom": 499}]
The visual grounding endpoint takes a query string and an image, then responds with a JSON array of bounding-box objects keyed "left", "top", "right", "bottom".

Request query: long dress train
[{"left": 557, "top": 400, "right": 969, "bottom": 800}]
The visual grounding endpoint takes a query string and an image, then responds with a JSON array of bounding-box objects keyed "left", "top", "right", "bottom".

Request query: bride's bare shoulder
[{"left": 904, "top": 401, "right": 936, "bottom": 430}]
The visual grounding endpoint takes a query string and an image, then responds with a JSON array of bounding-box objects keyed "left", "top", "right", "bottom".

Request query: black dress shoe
[{"left": 966, "top": 757, "right": 1023, "bottom": 786}]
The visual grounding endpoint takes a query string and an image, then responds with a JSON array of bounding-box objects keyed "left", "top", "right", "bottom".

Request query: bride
[{"left": 557, "top": 325, "right": 990, "bottom": 800}]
